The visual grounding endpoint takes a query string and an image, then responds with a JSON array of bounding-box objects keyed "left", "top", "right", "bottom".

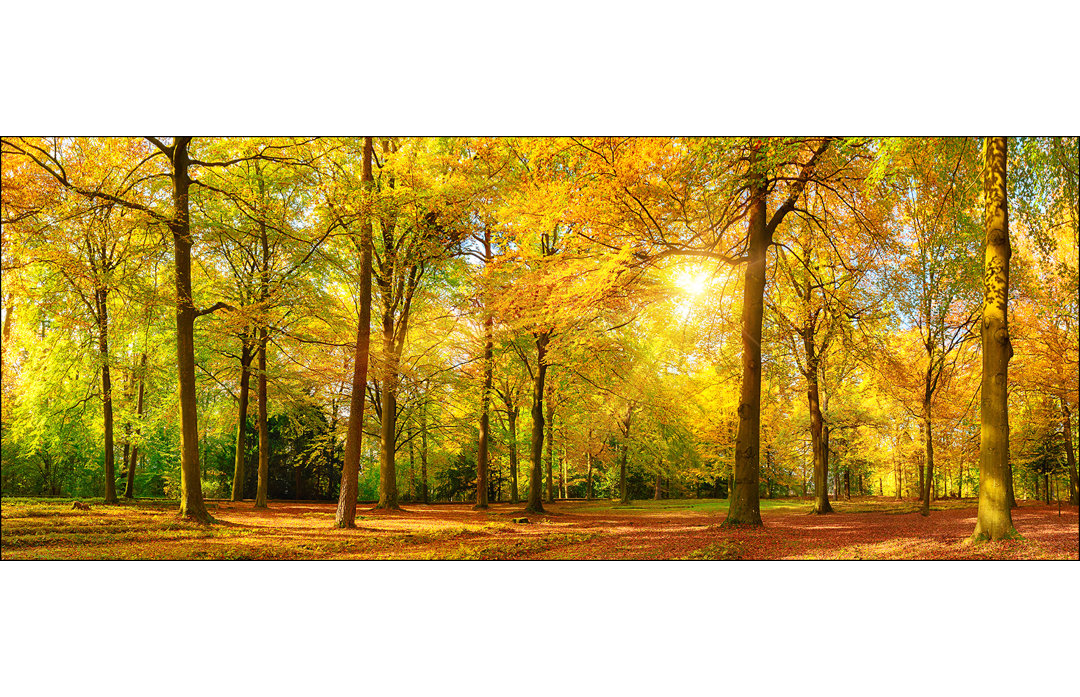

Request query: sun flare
[{"left": 675, "top": 269, "right": 710, "bottom": 296}]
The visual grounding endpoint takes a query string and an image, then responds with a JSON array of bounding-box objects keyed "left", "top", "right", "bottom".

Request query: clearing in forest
[{"left": 2, "top": 497, "right": 1076, "bottom": 560}]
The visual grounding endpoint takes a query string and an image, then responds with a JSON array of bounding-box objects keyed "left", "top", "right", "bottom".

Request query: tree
[
  {"left": 970, "top": 137, "right": 1020, "bottom": 542},
  {"left": 333, "top": 137, "right": 375, "bottom": 527}
]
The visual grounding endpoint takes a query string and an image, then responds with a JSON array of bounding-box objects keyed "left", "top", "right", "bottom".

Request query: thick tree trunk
[
  {"left": 724, "top": 171, "right": 768, "bottom": 527},
  {"left": 171, "top": 139, "right": 212, "bottom": 523},
  {"left": 525, "top": 333, "right": 549, "bottom": 514},
  {"left": 96, "top": 288, "right": 119, "bottom": 504},
  {"left": 971, "top": 136, "right": 1019, "bottom": 542},
  {"left": 124, "top": 353, "right": 146, "bottom": 499},
  {"left": 808, "top": 359, "right": 832, "bottom": 513},
  {"left": 919, "top": 396, "right": 935, "bottom": 516},
  {"left": 376, "top": 371, "right": 400, "bottom": 509},
  {"left": 336, "top": 139, "right": 375, "bottom": 525},
  {"left": 254, "top": 328, "right": 270, "bottom": 508},
  {"left": 231, "top": 340, "right": 253, "bottom": 501},
  {"left": 508, "top": 407, "right": 519, "bottom": 504}
]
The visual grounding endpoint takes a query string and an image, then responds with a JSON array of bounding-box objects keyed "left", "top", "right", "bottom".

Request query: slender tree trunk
[
  {"left": 508, "top": 407, "right": 519, "bottom": 504},
  {"left": 420, "top": 397, "right": 430, "bottom": 504},
  {"left": 475, "top": 231, "right": 494, "bottom": 509},
  {"left": 654, "top": 471, "right": 662, "bottom": 500},
  {"left": 545, "top": 386, "right": 554, "bottom": 503},
  {"left": 95, "top": 287, "right": 118, "bottom": 504},
  {"left": 254, "top": 328, "right": 270, "bottom": 508},
  {"left": 231, "top": 340, "right": 253, "bottom": 501},
  {"left": 618, "top": 408, "right": 633, "bottom": 505},
  {"left": 971, "top": 136, "right": 1019, "bottom": 542},
  {"left": 336, "top": 139, "right": 375, "bottom": 525},
  {"left": 1064, "top": 402, "right": 1079, "bottom": 506},
  {"left": 619, "top": 442, "right": 630, "bottom": 505},
  {"left": 1, "top": 292, "right": 13, "bottom": 385},
  {"left": 725, "top": 168, "right": 768, "bottom": 527},
  {"left": 561, "top": 447, "right": 567, "bottom": 499},
  {"left": 124, "top": 353, "right": 146, "bottom": 499},
  {"left": 586, "top": 452, "right": 594, "bottom": 500},
  {"left": 525, "top": 333, "right": 549, "bottom": 514},
  {"left": 170, "top": 139, "right": 212, "bottom": 523}
]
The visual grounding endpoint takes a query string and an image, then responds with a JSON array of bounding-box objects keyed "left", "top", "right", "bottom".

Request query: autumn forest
[{"left": 1, "top": 136, "right": 1077, "bottom": 560}]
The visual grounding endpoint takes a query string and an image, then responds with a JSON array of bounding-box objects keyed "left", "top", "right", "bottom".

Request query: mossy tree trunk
[{"left": 971, "top": 136, "right": 1019, "bottom": 542}]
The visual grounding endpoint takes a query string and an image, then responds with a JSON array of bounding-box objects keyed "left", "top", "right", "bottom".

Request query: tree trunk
[
  {"left": 586, "top": 452, "right": 594, "bottom": 500},
  {"left": 170, "top": 139, "right": 212, "bottom": 523},
  {"left": 124, "top": 353, "right": 146, "bottom": 499},
  {"left": 377, "top": 370, "right": 400, "bottom": 509},
  {"left": 619, "top": 442, "right": 630, "bottom": 505},
  {"left": 561, "top": 447, "right": 567, "bottom": 499},
  {"left": 95, "top": 287, "right": 119, "bottom": 504},
  {"left": 475, "top": 230, "right": 494, "bottom": 510},
  {"left": 807, "top": 354, "right": 832, "bottom": 513},
  {"left": 475, "top": 311, "right": 493, "bottom": 509},
  {"left": 231, "top": 340, "right": 253, "bottom": 501},
  {"left": 724, "top": 167, "right": 768, "bottom": 527},
  {"left": 919, "top": 395, "right": 935, "bottom": 516},
  {"left": 335, "top": 138, "right": 375, "bottom": 526},
  {"left": 1062, "top": 401, "right": 1079, "bottom": 506},
  {"left": 654, "top": 471, "right": 662, "bottom": 500},
  {"left": 525, "top": 333, "right": 549, "bottom": 514},
  {"left": 508, "top": 406, "right": 519, "bottom": 504},
  {"left": 420, "top": 397, "right": 430, "bottom": 504},
  {"left": 254, "top": 327, "right": 270, "bottom": 508},
  {"left": 971, "top": 136, "right": 1019, "bottom": 542},
  {"left": 545, "top": 385, "right": 555, "bottom": 504}
]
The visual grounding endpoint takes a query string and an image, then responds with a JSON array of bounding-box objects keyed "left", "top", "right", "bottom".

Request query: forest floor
[{"left": 1, "top": 496, "right": 1076, "bottom": 560}]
